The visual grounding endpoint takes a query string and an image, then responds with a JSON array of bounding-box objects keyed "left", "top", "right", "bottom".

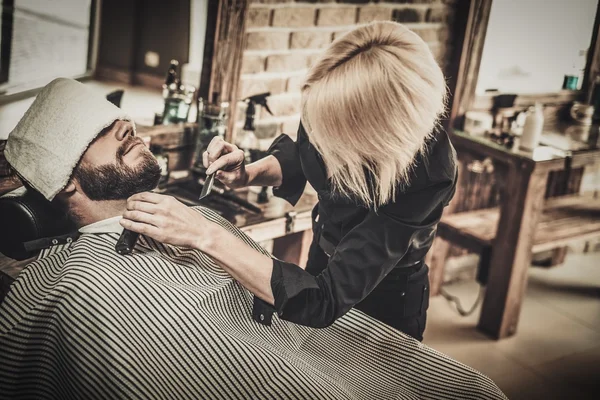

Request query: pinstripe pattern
[{"left": 0, "top": 207, "right": 506, "bottom": 399}]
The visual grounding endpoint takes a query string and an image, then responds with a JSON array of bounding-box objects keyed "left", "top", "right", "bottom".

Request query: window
[{"left": 0, "top": 0, "right": 98, "bottom": 96}]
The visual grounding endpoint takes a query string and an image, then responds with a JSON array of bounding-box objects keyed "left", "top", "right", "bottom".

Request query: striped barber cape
[{"left": 0, "top": 207, "right": 506, "bottom": 400}]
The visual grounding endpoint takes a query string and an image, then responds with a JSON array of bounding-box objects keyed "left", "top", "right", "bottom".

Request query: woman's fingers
[
  {"left": 205, "top": 149, "right": 244, "bottom": 175},
  {"left": 127, "top": 199, "right": 159, "bottom": 214},
  {"left": 120, "top": 219, "right": 162, "bottom": 240},
  {"left": 215, "top": 170, "right": 234, "bottom": 184},
  {"left": 128, "top": 191, "right": 166, "bottom": 204},
  {"left": 205, "top": 137, "right": 238, "bottom": 165},
  {"left": 202, "top": 150, "right": 209, "bottom": 169},
  {"left": 122, "top": 209, "right": 160, "bottom": 227},
  {"left": 121, "top": 196, "right": 207, "bottom": 249}
]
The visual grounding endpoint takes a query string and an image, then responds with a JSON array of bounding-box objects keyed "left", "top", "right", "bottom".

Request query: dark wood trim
[
  {"left": 198, "top": 0, "right": 249, "bottom": 144},
  {"left": 584, "top": 0, "right": 600, "bottom": 103},
  {"left": 442, "top": 0, "right": 472, "bottom": 131},
  {"left": 87, "top": 0, "right": 100, "bottom": 73},
  {"left": 132, "top": 71, "right": 164, "bottom": 90},
  {"left": 198, "top": 0, "right": 221, "bottom": 102},
  {"left": 95, "top": 66, "right": 164, "bottom": 90},
  {"left": 449, "top": 0, "right": 493, "bottom": 129},
  {"left": 0, "top": 0, "right": 15, "bottom": 87},
  {"left": 95, "top": 65, "right": 134, "bottom": 84}
]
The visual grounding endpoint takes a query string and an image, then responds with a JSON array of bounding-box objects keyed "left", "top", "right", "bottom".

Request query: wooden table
[{"left": 450, "top": 125, "right": 600, "bottom": 339}]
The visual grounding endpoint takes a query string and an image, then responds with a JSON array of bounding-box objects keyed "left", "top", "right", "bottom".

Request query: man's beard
[{"left": 75, "top": 137, "right": 162, "bottom": 201}]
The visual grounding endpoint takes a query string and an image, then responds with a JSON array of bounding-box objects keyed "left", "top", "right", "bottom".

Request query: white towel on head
[{"left": 5, "top": 78, "right": 134, "bottom": 200}]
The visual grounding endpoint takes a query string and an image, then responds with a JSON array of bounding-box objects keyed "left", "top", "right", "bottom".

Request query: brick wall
[{"left": 237, "top": 0, "right": 458, "bottom": 148}]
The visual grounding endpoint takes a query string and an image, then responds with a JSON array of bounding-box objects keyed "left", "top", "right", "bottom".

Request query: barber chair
[{"left": 0, "top": 187, "right": 76, "bottom": 302}]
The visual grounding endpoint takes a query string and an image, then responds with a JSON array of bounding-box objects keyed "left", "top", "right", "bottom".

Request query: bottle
[
  {"left": 176, "top": 84, "right": 195, "bottom": 122},
  {"left": 163, "top": 60, "right": 180, "bottom": 99},
  {"left": 520, "top": 103, "right": 544, "bottom": 151},
  {"left": 161, "top": 60, "right": 183, "bottom": 125},
  {"left": 236, "top": 103, "right": 258, "bottom": 164},
  {"left": 162, "top": 87, "right": 182, "bottom": 125},
  {"left": 235, "top": 92, "right": 272, "bottom": 164}
]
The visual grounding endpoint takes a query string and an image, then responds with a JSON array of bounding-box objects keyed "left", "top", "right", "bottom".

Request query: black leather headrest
[{"left": 0, "top": 187, "right": 76, "bottom": 260}]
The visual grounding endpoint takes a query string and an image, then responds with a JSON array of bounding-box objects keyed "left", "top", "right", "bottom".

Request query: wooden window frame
[
  {"left": 198, "top": 0, "right": 249, "bottom": 144},
  {"left": 0, "top": 0, "right": 15, "bottom": 87}
]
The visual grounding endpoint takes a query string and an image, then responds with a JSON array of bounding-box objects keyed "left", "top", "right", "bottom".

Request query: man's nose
[{"left": 115, "top": 123, "right": 134, "bottom": 141}]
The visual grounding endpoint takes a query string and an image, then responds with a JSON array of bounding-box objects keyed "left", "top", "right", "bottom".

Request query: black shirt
[{"left": 252, "top": 123, "right": 457, "bottom": 328}]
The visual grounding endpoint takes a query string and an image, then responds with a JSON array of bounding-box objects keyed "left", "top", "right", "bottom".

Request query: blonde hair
[{"left": 301, "top": 21, "right": 447, "bottom": 208}]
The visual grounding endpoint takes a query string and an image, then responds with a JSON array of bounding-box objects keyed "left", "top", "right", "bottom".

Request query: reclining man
[{"left": 0, "top": 78, "right": 506, "bottom": 400}]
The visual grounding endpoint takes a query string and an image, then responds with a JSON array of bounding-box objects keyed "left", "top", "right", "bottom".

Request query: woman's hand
[
  {"left": 120, "top": 192, "right": 213, "bottom": 250},
  {"left": 203, "top": 137, "right": 249, "bottom": 189},
  {"left": 120, "top": 191, "right": 276, "bottom": 305}
]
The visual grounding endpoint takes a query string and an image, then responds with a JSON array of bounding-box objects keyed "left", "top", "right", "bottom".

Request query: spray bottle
[{"left": 236, "top": 92, "right": 273, "bottom": 164}]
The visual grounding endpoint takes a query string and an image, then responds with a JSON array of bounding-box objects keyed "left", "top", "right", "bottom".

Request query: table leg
[
  {"left": 477, "top": 163, "right": 549, "bottom": 339},
  {"left": 272, "top": 230, "right": 314, "bottom": 269},
  {"left": 427, "top": 237, "right": 451, "bottom": 296}
]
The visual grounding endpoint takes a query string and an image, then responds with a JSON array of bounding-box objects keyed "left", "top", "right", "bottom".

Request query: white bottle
[{"left": 520, "top": 103, "right": 544, "bottom": 151}]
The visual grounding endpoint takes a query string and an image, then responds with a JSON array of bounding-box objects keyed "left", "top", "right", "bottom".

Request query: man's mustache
[{"left": 117, "top": 136, "right": 146, "bottom": 158}]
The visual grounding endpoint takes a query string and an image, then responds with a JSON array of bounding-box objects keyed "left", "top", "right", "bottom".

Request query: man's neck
[{"left": 75, "top": 199, "right": 128, "bottom": 228}]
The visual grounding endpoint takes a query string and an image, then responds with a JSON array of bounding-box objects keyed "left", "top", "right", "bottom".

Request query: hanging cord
[{"left": 440, "top": 285, "right": 485, "bottom": 317}]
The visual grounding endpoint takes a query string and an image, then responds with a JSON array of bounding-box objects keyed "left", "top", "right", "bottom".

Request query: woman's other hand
[
  {"left": 120, "top": 192, "right": 213, "bottom": 250},
  {"left": 203, "top": 137, "right": 248, "bottom": 189}
]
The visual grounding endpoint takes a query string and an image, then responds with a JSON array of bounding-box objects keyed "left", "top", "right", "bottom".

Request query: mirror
[{"left": 476, "top": 0, "right": 598, "bottom": 95}]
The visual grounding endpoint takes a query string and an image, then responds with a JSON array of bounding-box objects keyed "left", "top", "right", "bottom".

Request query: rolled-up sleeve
[{"left": 267, "top": 134, "right": 307, "bottom": 206}]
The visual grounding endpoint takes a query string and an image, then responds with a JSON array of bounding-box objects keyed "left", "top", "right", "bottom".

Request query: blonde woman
[{"left": 122, "top": 21, "right": 457, "bottom": 341}]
